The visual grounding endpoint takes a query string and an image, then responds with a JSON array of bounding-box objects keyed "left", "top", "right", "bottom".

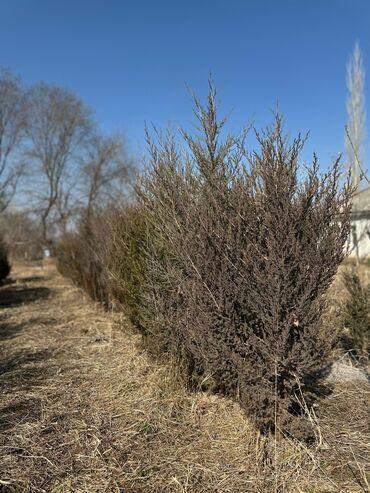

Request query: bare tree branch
[
  {"left": 0, "top": 68, "right": 28, "bottom": 212},
  {"left": 26, "top": 83, "right": 93, "bottom": 247},
  {"left": 80, "top": 132, "right": 135, "bottom": 222}
]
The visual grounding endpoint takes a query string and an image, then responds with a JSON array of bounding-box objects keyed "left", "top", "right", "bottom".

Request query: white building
[{"left": 349, "top": 186, "right": 370, "bottom": 259}]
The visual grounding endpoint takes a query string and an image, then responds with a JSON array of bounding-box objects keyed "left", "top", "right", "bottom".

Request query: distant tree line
[{"left": 0, "top": 68, "right": 134, "bottom": 258}]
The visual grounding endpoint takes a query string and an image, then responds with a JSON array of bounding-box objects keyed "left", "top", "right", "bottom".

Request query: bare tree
[
  {"left": 0, "top": 69, "right": 28, "bottom": 212},
  {"left": 54, "top": 181, "right": 78, "bottom": 236},
  {"left": 346, "top": 42, "right": 366, "bottom": 189},
  {"left": 26, "top": 83, "right": 92, "bottom": 247},
  {"left": 80, "top": 132, "right": 134, "bottom": 222}
]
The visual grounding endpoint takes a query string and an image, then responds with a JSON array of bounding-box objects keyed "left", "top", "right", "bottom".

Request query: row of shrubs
[
  {"left": 57, "top": 86, "right": 355, "bottom": 440},
  {"left": 342, "top": 268, "right": 370, "bottom": 362}
]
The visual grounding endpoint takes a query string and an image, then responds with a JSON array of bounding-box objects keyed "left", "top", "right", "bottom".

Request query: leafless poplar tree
[
  {"left": 346, "top": 42, "right": 366, "bottom": 189},
  {"left": 0, "top": 69, "right": 28, "bottom": 212},
  {"left": 26, "top": 83, "right": 92, "bottom": 247}
]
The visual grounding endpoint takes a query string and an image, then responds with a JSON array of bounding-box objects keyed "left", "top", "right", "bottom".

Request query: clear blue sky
[{"left": 1, "top": 0, "right": 370, "bottom": 167}]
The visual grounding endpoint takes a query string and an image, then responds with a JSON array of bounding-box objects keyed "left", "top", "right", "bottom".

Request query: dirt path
[
  {"left": 0, "top": 261, "right": 130, "bottom": 491},
  {"left": 0, "top": 262, "right": 369, "bottom": 493},
  {"left": 0, "top": 262, "right": 256, "bottom": 493}
]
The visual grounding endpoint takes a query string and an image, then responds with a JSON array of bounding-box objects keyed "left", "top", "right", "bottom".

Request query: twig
[{"left": 345, "top": 125, "right": 370, "bottom": 186}]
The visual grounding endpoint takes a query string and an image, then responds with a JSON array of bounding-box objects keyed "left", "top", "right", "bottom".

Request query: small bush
[
  {"left": 56, "top": 217, "right": 109, "bottom": 305},
  {"left": 105, "top": 205, "right": 179, "bottom": 357},
  {"left": 0, "top": 236, "right": 10, "bottom": 281},
  {"left": 56, "top": 232, "right": 84, "bottom": 285},
  {"left": 106, "top": 206, "right": 149, "bottom": 332},
  {"left": 342, "top": 268, "right": 370, "bottom": 361},
  {"left": 138, "top": 84, "right": 354, "bottom": 437}
]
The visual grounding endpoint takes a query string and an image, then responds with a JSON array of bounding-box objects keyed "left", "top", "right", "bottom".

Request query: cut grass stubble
[{"left": 0, "top": 261, "right": 369, "bottom": 492}]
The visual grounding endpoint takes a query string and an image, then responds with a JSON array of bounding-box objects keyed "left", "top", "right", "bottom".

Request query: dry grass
[{"left": 0, "top": 261, "right": 369, "bottom": 492}]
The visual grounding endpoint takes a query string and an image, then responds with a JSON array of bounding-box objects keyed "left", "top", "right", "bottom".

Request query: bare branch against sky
[
  {"left": 81, "top": 132, "right": 134, "bottom": 222},
  {"left": 0, "top": 69, "right": 28, "bottom": 212},
  {"left": 26, "top": 83, "right": 92, "bottom": 246}
]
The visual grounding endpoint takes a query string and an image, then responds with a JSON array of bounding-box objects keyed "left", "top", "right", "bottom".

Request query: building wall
[
  {"left": 347, "top": 187, "right": 370, "bottom": 259},
  {"left": 348, "top": 217, "right": 370, "bottom": 259}
]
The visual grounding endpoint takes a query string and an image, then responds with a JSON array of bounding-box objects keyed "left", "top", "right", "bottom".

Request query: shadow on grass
[
  {"left": 0, "top": 348, "right": 58, "bottom": 423},
  {"left": 0, "top": 347, "right": 55, "bottom": 375},
  {"left": 0, "top": 285, "right": 50, "bottom": 308},
  {"left": 0, "top": 397, "right": 42, "bottom": 431},
  {"left": 0, "top": 279, "right": 58, "bottom": 418},
  {"left": 0, "top": 316, "right": 54, "bottom": 341},
  {"left": 19, "top": 275, "right": 45, "bottom": 284},
  {"left": 0, "top": 280, "right": 52, "bottom": 341}
]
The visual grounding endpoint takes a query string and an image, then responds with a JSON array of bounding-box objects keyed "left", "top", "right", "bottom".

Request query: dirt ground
[{"left": 0, "top": 261, "right": 369, "bottom": 493}]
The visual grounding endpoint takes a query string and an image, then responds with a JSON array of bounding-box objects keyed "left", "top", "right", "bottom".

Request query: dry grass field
[{"left": 0, "top": 261, "right": 369, "bottom": 492}]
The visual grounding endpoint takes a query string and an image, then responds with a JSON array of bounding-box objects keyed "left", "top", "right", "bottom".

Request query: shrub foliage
[
  {"left": 57, "top": 84, "right": 354, "bottom": 437},
  {"left": 342, "top": 268, "right": 370, "bottom": 361},
  {"left": 105, "top": 206, "right": 149, "bottom": 331},
  {"left": 138, "top": 86, "right": 354, "bottom": 435},
  {"left": 56, "top": 218, "right": 109, "bottom": 305}
]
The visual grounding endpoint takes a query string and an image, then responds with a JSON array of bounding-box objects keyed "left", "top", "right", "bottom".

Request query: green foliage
[
  {"left": 106, "top": 206, "right": 149, "bottom": 332},
  {"left": 342, "top": 268, "right": 370, "bottom": 360}
]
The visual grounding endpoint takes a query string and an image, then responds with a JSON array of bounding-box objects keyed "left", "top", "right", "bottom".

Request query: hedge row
[{"left": 57, "top": 86, "right": 354, "bottom": 440}]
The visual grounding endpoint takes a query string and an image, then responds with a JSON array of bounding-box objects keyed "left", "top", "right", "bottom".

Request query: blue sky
[{"left": 1, "top": 0, "right": 370, "bottom": 167}]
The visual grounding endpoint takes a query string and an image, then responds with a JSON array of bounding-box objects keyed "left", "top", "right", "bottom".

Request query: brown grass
[{"left": 0, "top": 261, "right": 369, "bottom": 492}]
